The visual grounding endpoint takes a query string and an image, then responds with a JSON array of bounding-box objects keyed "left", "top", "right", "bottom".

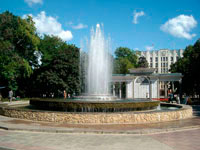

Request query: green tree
[
  {"left": 31, "top": 35, "right": 80, "bottom": 97},
  {"left": 114, "top": 47, "right": 138, "bottom": 74},
  {"left": 0, "top": 46, "right": 32, "bottom": 91},
  {"left": 170, "top": 39, "right": 200, "bottom": 97},
  {"left": 0, "top": 11, "right": 39, "bottom": 94},
  {"left": 38, "top": 35, "right": 64, "bottom": 66},
  {"left": 115, "top": 47, "right": 138, "bottom": 65},
  {"left": 114, "top": 58, "right": 134, "bottom": 74},
  {"left": 188, "top": 39, "right": 200, "bottom": 97},
  {"left": 137, "top": 56, "right": 149, "bottom": 68},
  {"left": 0, "top": 11, "right": 40, "bottom": 66}
]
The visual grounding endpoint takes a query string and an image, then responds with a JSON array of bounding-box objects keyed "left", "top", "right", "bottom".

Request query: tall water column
[{"left": 87, "top": 24, "right": 112, "bottom": 95}]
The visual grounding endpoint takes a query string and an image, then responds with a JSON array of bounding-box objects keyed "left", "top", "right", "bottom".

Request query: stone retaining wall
[{"left": 0, "top": 104, "right": 193, "bottom": 124}]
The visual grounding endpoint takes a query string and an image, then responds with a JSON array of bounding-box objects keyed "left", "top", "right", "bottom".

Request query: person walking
[
  {"left": 63, "top": 90, "right": 67, "bottom": 99},
  {"left": 8, "top": 90, "right": 13, "bottom": 102},
  {"left": 168, "top": 89, "right": 173, "bottom": 103}
]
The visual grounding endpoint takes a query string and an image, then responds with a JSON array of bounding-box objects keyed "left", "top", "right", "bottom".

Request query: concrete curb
[{"left": 0, "top": 121, "right": 200, "bottom": 135}]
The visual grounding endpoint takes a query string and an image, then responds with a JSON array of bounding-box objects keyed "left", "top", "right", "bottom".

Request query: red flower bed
[{"left": 152, "top": 98, "right": 168, "bottom": 102}]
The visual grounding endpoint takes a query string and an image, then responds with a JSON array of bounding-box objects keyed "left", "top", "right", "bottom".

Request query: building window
[
  {"left": 166, "top": 63, "right": 168, "bottom": 67},
  {"left": 150, "top": 57, "right": 152, "bottom": 62},
  {"left": 155, "top": 68, "right": 158, "bottom": 73},
  {"left": 163, "top": 57, "right": 165, "bottom": 61},
  {"left": 176, "top": 56, "right": 179, "bottom": 61},
  {"left": 155, "top": 57, "right": 158, "bottom": 62},
  {"left": 163, "top": 63, "right": 165, "bottom": 67},
  {"left": 161, "top": 57, "right": 162, "bottom": 61},
  {"left": 171, "top": 57, "right": 173, "bottom": 61},
  {"left": 150, "top": 63, "right": 152, "bottom": 67},
  {"left": 166, "top": 57, "right": 168, "bottom": 61},
  {"left": 156, "top": 63, "right": 158, "bottom": 67}
]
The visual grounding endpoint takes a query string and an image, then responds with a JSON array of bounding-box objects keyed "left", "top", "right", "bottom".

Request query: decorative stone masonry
[{"left": 0, "top": 103, "right": 193, "bottom": 124}]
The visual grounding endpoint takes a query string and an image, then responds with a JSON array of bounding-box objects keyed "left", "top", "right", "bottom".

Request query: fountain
[
  {"left": 87, "top": 24, "right": 111, "bottom": 96},
  {"left": 77, "top": 24, "right": 115, "bottom": 101},
  {"left": 29, "top": 24, "right": 160, "bottom": 112},
  {"left": 77, "top": 24, "right": 116, "bottom": 101},
  {"left": 0, "top": 24, "right": 193, "bottom": 124}
]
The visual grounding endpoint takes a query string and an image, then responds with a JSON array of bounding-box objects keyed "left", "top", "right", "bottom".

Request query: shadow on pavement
[{"left": 192, "top": 105, "right": 200, "bottom": 117}]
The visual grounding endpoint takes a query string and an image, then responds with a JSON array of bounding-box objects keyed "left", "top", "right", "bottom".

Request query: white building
[
  {"left": 112, "top": 68, "right": 182, "bottom": 99},
  {"left": 140, "top": 49, "right": 184, "bottom": 73}
]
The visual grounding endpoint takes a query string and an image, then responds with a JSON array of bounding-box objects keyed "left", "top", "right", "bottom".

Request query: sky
[{"left": 1, "top": 0, "right": 200, "bottom": 54}]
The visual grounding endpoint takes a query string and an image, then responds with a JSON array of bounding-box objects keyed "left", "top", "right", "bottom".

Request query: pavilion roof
[
  {"left": 128, "top": 68, "right": 156, "bottom": 75},
  {"left": 112, "top": 73, "right": 182, "bottom": 82}
]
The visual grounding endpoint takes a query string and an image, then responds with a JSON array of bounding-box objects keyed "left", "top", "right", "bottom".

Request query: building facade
[{"left": 140, "top": 49, "right": 184, "bottom": 73}]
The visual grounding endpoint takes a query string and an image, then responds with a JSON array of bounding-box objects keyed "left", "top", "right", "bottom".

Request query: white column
[
  {"left": 113, "top": 84, "right": 115, "bottom": 96},
  {"left": 126, "top": 82, "right": 128, "bottom": 99},
  {"left": 157, "top": 80, "right": 160, "bottom": 99},
  {"left": 126, "top": 81, "right": 133, "bottom": 99},
  {"left": 149, "top": 80, "right": 152, "bottom": 99},
  {"left": 119, "top": 82, "right": 122, "bottom": 99}
]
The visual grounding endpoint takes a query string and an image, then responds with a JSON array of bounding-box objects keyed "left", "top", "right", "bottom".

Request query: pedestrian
[
  {"left": 8, "top": 90, "right": 13, "bottom": 102},
  {"left": 176, "top": 96, "right": 180, "bottom": 104},
  {"left": 63, "top": 90, "right": 67, "bottom": 99},
  {"left": 0, "top": 92, "right": 2, "bottom": 102},
  {"left": 168, "top": 89, "right": 173, "bottom": 103},
  {"left": 68, "top": 93, "right": 70, "bottom": 98}
]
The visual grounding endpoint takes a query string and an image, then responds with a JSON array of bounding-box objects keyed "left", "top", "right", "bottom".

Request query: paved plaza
[
  {"left": 1, "top": 128, "right": 200, "bottom": 150},
  {"left": 0, "top": 103, "right": 199, "bottom": 150}
]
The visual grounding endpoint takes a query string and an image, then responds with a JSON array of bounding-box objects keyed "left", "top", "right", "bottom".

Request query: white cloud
[
  {"left": 134, "top": 48, "right": 139, "bottom": 50},
  {"left": 72, "top": 23, "right": 88, "bottom": 30},
  {"left": 145, "top": 45, "right": 154, "bottom": 51},
  {"left": 24, "top": 0, "right": 43, "bottom": 6},
  {"left": 66, "top": 21, "right": 73, "bottom": 26},
  {"left": 24, "top": 11, "right": 73, "bottom": 41},
  {"left": 160, "top": 15, "right": 197, "bottom": 40},
  {"left": 133, "top": 10, "right": 145, "bottom": 24}
]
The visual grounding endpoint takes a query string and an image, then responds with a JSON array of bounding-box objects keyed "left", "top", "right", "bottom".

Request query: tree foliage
[
  {"left": 0, "top": 11, "right": 39, "bottom": 92},
  {"left": 0, "top": 11, "right": 80, "bottom": 98},
  {"left": 170, "top": 39, "right": 200, "bottom": 97},
  {"left": 114, "top": 58, "right": 134, "bottom": 74},
  {"left": 31, "top": 35, "right": 80, "bottom": 97},
  {"left": 137, "top": 56, "right": 149, "bottom": 68},
  {"left": 115, "top": 47, "right": 138, "bottom": 65},
  {"left": 113, "top": 47, "right": 138, "bottom": 74}
]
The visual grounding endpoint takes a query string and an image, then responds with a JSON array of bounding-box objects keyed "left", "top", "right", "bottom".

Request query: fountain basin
[
  {"left": 74, "top": 94, "right": 118, "bottom": 101},
  {"left": 0, "top": 102, "right": 193, "bottom": 124},
  {"left": 29, "top": 98, "right": 160, "bottom": 112}
]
